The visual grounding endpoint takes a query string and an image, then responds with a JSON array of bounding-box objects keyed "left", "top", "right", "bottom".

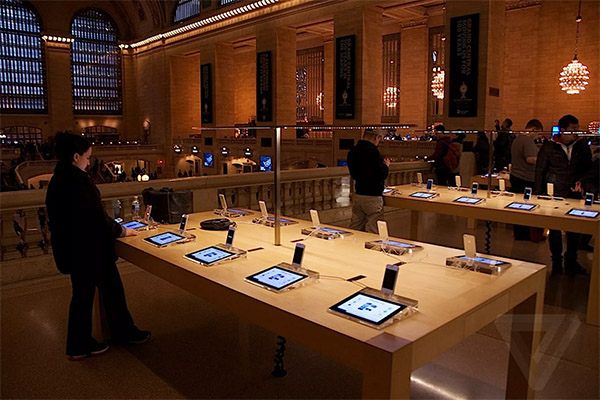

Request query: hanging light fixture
[
  {"left": 559, "top": 0, "right": 589, "bottom": 95},
  {"left": 431, "top": 67, "right": 445, "bottom": 99},
  {"left": 383, "top": 86, "right": 398, "bottom": 108}
]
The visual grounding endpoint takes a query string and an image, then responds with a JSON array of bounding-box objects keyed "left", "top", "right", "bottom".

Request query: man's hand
[
  {"left": 573, "top": 181, "right": 583, "bottom": 192},
  {"left": 125, "top": 228, "right": 139, "bottom": 237},
  {"left": 384, "top": 158, "right": 391, "bottom": 167}
]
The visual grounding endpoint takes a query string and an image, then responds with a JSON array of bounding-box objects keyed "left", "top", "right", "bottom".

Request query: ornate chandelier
[
  {"left": 559, "top": 0, "right": 589, "bottom": 95},
  {"left": 431, "top": 67, "right": 445, "bottom": 99},
  {"left": 383, "top": 86, "right": 398, "bottom": 108}
]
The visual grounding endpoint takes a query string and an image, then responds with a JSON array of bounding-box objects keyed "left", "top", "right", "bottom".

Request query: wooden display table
[
  {"left": 115, "top": 211, "right": 545, "bottom": 399},
  {"left": 384, "top": 184, "right": 600, "bottom": 326}
]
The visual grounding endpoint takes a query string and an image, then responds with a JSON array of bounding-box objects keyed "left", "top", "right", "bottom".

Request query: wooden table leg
[
  {"left": 410, "top": 210, "right": 419, "bottom": 240},
  {"left": 363, "top": 334, "right": 412, "bottom": 399},
  {"left": 586, "top": 234, "right": 599, "bottom": 326},
  {"left": 505, "top": 273, "right": 545, "bottom": 399},
  {"left": 362, "top": 355, "right": 411, "bottom": 399}
]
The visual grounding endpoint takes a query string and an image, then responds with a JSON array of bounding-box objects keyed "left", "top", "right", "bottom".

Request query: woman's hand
[{"left": 124, "top": 228, "right": 139, "bottom": 237}]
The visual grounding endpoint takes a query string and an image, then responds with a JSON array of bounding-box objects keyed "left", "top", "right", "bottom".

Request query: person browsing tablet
[{"left": 45, "top": 133, "right": 150, "bottom": 361}]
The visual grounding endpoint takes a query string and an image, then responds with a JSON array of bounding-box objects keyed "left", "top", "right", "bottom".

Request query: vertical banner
[
  {"left": 449, "top": 13, "right": 479, "bottom": 118},
  {"left": 256, "top": 51, "right": 272, "bottom": 122},
  {"left": 335, "top": 35, "right": 355, "bottom": 119},
  {"left": 201, "top": 63, "right": 212, "bottom": 124}
]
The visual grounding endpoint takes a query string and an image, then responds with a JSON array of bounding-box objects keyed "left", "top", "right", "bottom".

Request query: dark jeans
[
  {"left": 548, "top": 230, "right": 581, "bottom": 265},
  {"left": 435, "top": 168, "right": 455, "bottom": 187},
  {"left": 67, "top": 262, "right": 134, "bottom": 355},
  {"left": 509, "top": 174, "right": 534, "bottom": 240}
]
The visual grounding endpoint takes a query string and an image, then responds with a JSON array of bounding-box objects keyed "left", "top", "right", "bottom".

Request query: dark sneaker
[
  {"left": 128, "top": 328, "right": 151, "bottom": 344},
  {"left": 67, "top": 339, "right": 108, "bottom": 361},
  {"left": 551, "top": 262, "right": 563, "bottom": 275},
  {"left": 115, "top": 327, "right": 151, "bottom": 345},
  {"left": 565, "top": 261, "right": 587, "bottom": 275}
]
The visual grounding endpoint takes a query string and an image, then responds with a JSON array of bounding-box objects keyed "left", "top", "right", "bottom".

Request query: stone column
[
  {"left": 333, "top": 4, "right": 383, "bottom": 125},
  {"left": 444, "top": 0, "right": 505, "bottom": 130}
]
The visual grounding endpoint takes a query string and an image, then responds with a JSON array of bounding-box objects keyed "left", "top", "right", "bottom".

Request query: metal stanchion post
[{"left": 274, "top": 127, "right": 281, "bottom": 246}]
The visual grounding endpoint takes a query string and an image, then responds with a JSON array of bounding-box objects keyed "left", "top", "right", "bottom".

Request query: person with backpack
[{"left": 429, "top": 125, "right": 460, "bottom": 186}]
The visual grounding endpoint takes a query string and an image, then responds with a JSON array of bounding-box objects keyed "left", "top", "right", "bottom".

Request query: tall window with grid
[
  {"left": 174, "top": 0, "right": 201, "bottom": 23},
  {"left": 0, "top": 0, "right": 47, "bottom": 113},
  {"left": 296, "top": 46, "right": 324, "bottom": 123},
  {"left": 381, "top": 33, "right": 400, "bottom": 123},
  {"left": 70, "top": 8, "right": 122, "bottom": 114}
]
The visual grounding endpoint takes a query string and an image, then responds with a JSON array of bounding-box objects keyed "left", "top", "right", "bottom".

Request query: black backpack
[{"left": 142, "top": 187, "right": 193, "bottom": 224}]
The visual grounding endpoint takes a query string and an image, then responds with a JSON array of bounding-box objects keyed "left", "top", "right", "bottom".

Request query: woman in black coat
[{"left": 45, "top": 133, "right": 150, "bottom": 361}]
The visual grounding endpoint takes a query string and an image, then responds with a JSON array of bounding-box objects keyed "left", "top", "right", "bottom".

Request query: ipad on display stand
[
  {"left": 245, "top": 243, "right": 319, "bottom": 293},
  {"left": 328, "top": 286, "right": 418, "bottom": 329},
  {"left": 252, "top": 201, "right": 298, "bottom": 227},
  {"left": 143, "top": 231, "right": 190, "bottom": 248}
]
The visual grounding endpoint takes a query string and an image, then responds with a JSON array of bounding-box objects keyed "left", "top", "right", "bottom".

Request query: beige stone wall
[
  {"left": 503, "top": 0, "right": 599, "bottom": 130},
  {"left": 234, "top": 48, "right": 256, "bottom": 124},
  {"left": 400, "top": 25, "right": 429, "bottom": 129},
  {"left": 3, "top": 0, "right": 599, "bottom": 169}
]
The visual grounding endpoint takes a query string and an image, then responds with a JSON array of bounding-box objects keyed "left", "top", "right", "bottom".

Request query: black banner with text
[
  {"left": 201, "top": 63, "right": 212, "bottom": 124},
  {"left": 449, "top": 13, "right": 479, "bottom": 118},
  {"left": 256, "top": 51, "right": 272, "bottom": 122},
  {"left": 335, "top": 35, "right": 355, "bottom": 120}
]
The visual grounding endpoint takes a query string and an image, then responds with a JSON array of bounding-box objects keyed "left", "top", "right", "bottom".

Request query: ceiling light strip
[{"left": 130, "top": 0, "right": 280, "bottom": 49}]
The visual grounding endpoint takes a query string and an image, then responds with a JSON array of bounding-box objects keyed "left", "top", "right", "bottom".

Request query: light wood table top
[
  {"left": 384, "top": 184, "right": 600, "bottom": 327},
  {"left": 116, "top": 211, "right": 546, "bottom": 399}
]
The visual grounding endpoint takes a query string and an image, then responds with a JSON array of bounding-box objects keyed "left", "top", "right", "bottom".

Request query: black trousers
[
  {"left": 435, "top": 168, "right": 455, "bottom": 187},
  {"left": 509, "top": 174, "right": 534, "bottom": 240},
  {"left": 548, "top": 230, "right": 580, "bottom": 264},
  {"left": 67, "top": 262, "right": 134, "bottom": 355}
]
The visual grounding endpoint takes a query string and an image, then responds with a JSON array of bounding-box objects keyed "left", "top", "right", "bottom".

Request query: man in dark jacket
[
  {"left": 534, "top": 115, "right": 592, "bottom": 274},
  {"left": 347, "top": 129, "right": 390, "bottom": 233}
]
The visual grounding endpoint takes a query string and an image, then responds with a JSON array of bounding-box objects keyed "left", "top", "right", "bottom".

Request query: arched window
[
  {"left": 70, "top": 8, "right": 122, "bottom": 114},
  {"left": 0, "top": 0, "right": 47, "bottom": 113},
  {"left": 174, "top": 0, "right": 200, "bottom": 23}
]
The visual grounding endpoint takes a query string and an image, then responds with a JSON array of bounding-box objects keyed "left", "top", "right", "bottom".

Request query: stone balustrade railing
[{"left": 0, "top": 161, "right": 431, "bottom": 264}]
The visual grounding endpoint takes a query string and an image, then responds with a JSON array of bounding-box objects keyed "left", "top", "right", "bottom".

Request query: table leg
[
  {"left": 586, "top": 235, "right": 599, "bottom": 326},
  {"left": 410, "top": 210, "right": 419, "bottom": 240},
  {"left": 505, "top": 279, "right": 544, "bottom": 400},
  {"left": 362, "top": 356, "right": 411, "bottom": 399}
]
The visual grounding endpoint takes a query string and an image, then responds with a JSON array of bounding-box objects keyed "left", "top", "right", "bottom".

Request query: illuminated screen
[
  {"left": 246, "top": 267, "right": 308, "bottom": 290},
  {"left": 454, "top": 196, "right": 484, "bottom": 204},
  {"left": 376, "top": 240, "right": 417, "bottom": 248},
  {"left": 185, "top": 246, "right": 235, "bottom": 265},
  {"left": 330, "top": 292, "right": 406, "bottom": 325},
  {"left": 409, "top": 192, "right": 436, "bottom": 199},
  {"left": 226, "top": 209, "right": 251, "bottom": 215},
  {"left": 203, "top": 153, "right": 214, "bottom": 167},
  {"left": 458, "top": 255, "right": 507, "bottom": 266},
  {"left": 266, "top": 217, "right": 293, "bottom": 223},
  {"left": 122, "top": 221, "right": 147, "bottom": 229},
  {"left": 506, "top": 202, "right": 537, "bottom": 211},
  {"left": 383, "top": 188, "right": 394, "bottom": 194},
  {"left": 337, "top": 160, "right": 348, "bottom": 167},
  {"left": 319, "top": 227, "right": 347, "bottom": 234},
  {"left": 260, "top": 156, "right": 272, "bottom": 171},
  {"left": 144, "top": 232, "right": 185, "bottom": 246},
  {"left": 567, "top": 208, "right": 599, "bottom": 218}
]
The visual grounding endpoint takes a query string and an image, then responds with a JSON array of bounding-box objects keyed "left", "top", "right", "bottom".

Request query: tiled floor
[{"left": 1, "top": 210, "right": 598, "bottom": 399}]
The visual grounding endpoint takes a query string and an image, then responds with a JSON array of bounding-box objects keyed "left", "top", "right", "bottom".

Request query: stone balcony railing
[{"left": 0, "top": 161, "right": 432, "bottom": 283}]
